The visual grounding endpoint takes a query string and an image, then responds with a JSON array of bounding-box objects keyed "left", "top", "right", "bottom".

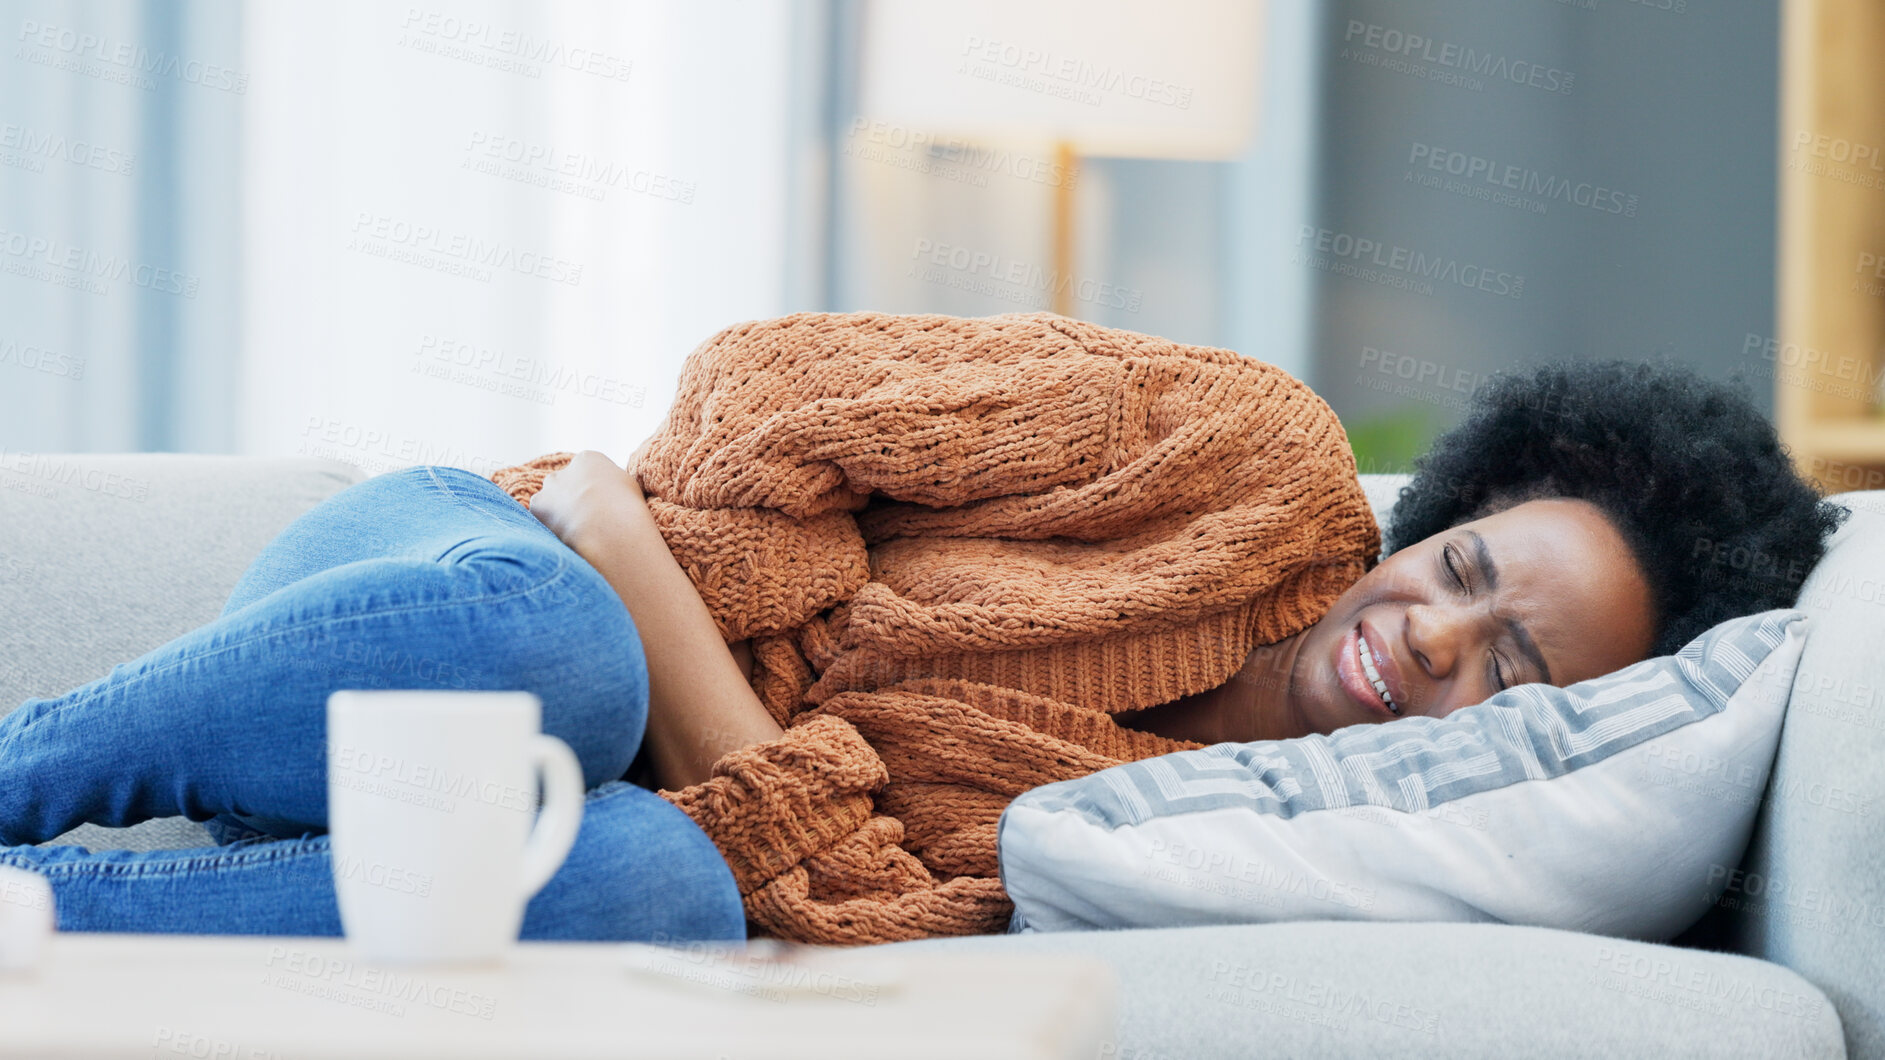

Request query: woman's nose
[{"left": 1404, "top": 602, "right": 1484, "bottom": 681}]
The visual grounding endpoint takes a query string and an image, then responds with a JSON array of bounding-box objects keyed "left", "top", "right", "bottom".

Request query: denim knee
[
  {"left": 540, "top": 559, "right": 649, "bottom": 782},
  {"left": 521, "top": 783, "right": 744, "bottom": 943},
  {"left": 435, "top": 531, "right": 571, "bottom": 596},
  {"left": 423, "top": 536, "right": 648, "bottom": 784}
]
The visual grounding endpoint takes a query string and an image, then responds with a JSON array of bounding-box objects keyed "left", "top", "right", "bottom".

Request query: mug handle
[{"left": 517, "top": 734, "right": 585, "bottom": 899}]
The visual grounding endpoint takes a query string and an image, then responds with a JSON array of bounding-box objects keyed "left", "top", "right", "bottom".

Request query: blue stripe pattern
[{"left": 1017, "top": 609, "right": 1803, "bottom": 828}]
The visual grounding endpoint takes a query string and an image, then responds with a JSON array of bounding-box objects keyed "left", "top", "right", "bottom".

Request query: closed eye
[
  {"left": 1446, "top": 541, "right": 1512, "bottom": 690},
  {"left": 1442, "top": 544, "right": 1468, "bottom": 591}
]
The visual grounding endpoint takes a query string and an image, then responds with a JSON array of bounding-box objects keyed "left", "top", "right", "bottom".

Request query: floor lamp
[{"left": 859, "top": 0, "right": 1266, "bottom": 319}]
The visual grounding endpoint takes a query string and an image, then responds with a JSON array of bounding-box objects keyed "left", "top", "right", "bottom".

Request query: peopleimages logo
[
  {"left": 1791, "top": 131, "right": 1885, "bottom": 171},
  {"left": 298, "top": 416, "right": 507, "bottom": 478},
  {"left": 0, "top": 227, "right": 199, "bottom": 298},
  {"left": 1742, "top": 332, "right": 1885, "bottom": 404},
  {"left": 958, "top": 35, "right": 1195, "bottom": 109},
  {"left": 1207, "top": 961, "right": 1441, "bottom": 1036},
  {"left": 262, "top": 945, "right": 498, "bottom": 1020},
  {"left": 14, "top": 18, "right": 248, "bottom": 93},
  {"left": 1407, "top": 142, "right": 1638, "bottom": 216},
  {"left": 908, "top": 238, "right": 1144, "bottom": 312},
  {"left": 1589, "top": 945, "right": 1825, "bottom": 1021},
  {"left": 1786, "top": 131, "right": 1885, "bottom": 190},
  {"left": 1341, "top": 20, "right": 1574, "bottom": 95},
  {"left": 397, "top": 8, "right": 633, "bottom": 82},
  {"left": 0, "top": 448, "right": 151, "bottom": 500},
  {"left": 0, "top": 338, "right": 84, "bottom": 380},
  {"left": 844, "top": 118, "right": 1077, "bottom": 190},
  {"left": 1295, "top": 226, "right": 1525, "bottom": 299},
  {"left": 346, "top": 213, "right": 584, "bottom": 287},
  {"left": 462, "top": 131, "right": 695, "bottom": 205},
  {"left": 0, "top": 122, "right": 135, "bottom": 176},
  {"left": 414, "top": 333, "right": 647, "bottom": 408}
]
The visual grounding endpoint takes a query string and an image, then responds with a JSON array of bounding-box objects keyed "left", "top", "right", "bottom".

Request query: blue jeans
[{"left": 0, "top": 466, "right": 744, "bottom": 942}]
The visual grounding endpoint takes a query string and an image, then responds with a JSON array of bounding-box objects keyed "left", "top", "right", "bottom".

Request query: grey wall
[{"left": 1310, "top": 0, "right": 1780, "bottom": 468}]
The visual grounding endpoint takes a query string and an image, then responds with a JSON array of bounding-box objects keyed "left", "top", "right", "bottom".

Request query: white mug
[
  {"left": 0, "top": 866, "right": 54, "bottom": 974},
  {"left": 326, "top": 690, "right": 584, "bottom": 965}
]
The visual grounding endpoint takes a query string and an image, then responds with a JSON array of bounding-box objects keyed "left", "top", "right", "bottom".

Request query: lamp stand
[{"left": 1051, "top": 140, "right": 1077, "bottom": 317}]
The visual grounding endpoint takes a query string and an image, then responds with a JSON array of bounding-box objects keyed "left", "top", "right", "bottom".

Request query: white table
[{"left": 0, "top": 933, "right": 1115, "bottom": 1059}]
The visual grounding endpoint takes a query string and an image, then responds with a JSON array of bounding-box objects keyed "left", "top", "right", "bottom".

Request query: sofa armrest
[{"left": 1675, "top": 490, "right": 1885, "bottom": 1058}]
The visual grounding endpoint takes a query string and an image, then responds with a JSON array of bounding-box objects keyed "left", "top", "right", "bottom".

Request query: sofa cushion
[
  {"left": 1357, "top": 472, "right": 1410, "bottom": 551},
  {"left": 884, "top": 920, "right": 1844, "bottom": 1059},
  {"left": 1000, "top": 607, "right": 1806, "bottom": 941},
  {"left": 0, "top": 455, "right": 364, "bottom": 852}
]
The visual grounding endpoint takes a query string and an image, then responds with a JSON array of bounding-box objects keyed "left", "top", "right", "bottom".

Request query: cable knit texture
[{"left": 491, "top": 311, "right": 1379, "bottom": 945}]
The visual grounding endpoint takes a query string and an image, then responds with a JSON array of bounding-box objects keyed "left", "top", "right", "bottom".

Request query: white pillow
[{"left": 998, "top": 609, "right": 1808, "bottom": 941}]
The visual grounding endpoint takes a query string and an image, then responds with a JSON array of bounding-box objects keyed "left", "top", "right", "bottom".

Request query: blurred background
[{"left": 2, "top": 0, "right": 1879, "bottom": 485}]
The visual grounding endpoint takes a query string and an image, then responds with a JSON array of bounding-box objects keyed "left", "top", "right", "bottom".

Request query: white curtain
[
  {"left": 0, "top": 0, "right": 243, "bottom": 453},
  {"left": 238, "top": 0, "right": 801, "bottom": 474}
]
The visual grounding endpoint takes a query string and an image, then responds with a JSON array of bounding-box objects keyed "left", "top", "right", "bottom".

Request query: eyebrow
[{"left": 1466, "top": 529, "right": 1554, "bottom": 685}]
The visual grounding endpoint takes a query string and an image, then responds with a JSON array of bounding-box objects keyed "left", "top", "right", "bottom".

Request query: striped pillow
[{"left": 998, "top": 609, "right": 1807, "bottom": 941}]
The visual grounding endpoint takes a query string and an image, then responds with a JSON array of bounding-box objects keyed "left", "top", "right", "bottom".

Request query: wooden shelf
[
  {"left": 1776, "top": 0, "right": 1885, "bottom": 495},
  {"left": 1798, "top": 417, "right": 1885, "bottom": 462}
]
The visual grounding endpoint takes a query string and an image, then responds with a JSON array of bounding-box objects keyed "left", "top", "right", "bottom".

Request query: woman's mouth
[{"left": 1337, "top": 624, "right": 1402, "bottom": 718}]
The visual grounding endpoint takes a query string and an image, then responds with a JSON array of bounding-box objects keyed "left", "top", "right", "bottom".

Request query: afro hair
[{"left": 1385, "top": 360, "right": 1850, "bottom": 658}]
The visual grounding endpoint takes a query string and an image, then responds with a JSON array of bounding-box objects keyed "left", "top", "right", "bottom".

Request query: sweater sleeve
[
  {"left": 491, "top": 456, "right": 871, "bottom": 642},
  {"left": 659, "top": 714, "right": 883, "bottom": 893},
  {"left": 490, "top": 451, "right": 572, "bottom": 508},
  {"left": 658, "top": 713, "right": 1014, "bottom": 944}
]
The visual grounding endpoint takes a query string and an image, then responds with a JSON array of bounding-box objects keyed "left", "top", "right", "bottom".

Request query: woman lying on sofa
[{"left": 0, "top": 313, "right": 1844, "bottom": 944}]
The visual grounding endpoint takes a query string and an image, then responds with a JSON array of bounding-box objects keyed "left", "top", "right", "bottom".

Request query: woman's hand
[
  {"left": 533, "top": 443, "right": 782, "bottom": 789},
  {"left": 528, "top": 450, "right": 646, "bottom": 556}
]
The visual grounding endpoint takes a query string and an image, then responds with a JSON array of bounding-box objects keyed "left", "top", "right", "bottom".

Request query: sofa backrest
[
  {"left": 1356, "top": 473, "right": 1410, "bottom": 553},
  {"left": 0, "top": 454, "right": 366, "bottom": 851}
]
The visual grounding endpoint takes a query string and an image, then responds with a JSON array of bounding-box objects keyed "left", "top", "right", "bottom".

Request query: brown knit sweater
[{"left": 492, "top": 312, "right": 1378, "bottom": 945}]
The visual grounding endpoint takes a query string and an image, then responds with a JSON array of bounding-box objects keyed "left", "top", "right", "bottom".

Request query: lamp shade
[{"left": 859, "top": 0, "right": 1264, "bottom": 160}]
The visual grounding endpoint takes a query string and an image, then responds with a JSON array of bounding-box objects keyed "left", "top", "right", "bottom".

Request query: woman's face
[{"left": 1283, "top": 497, "right": 1658, "bottom": 736}]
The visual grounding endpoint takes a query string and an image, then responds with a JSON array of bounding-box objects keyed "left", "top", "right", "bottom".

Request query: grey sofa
[{"left": 2, "top": 454, "right": 1879, "bottom": 1059}]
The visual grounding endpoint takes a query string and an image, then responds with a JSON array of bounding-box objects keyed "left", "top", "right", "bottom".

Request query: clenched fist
[{"left": 526, "top": 448, "right": 648, "bottom": 556}]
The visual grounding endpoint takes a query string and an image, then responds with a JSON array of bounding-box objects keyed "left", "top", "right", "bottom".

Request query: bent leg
[
  {"left": 0, "top": 782, "right": 743, "bottom": 942},
  {"left": 219, "top": 465, "right": 547, "bottom": 619},
  {"left": 0, "top": 467, "right": 647, "bottom": 845}
]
